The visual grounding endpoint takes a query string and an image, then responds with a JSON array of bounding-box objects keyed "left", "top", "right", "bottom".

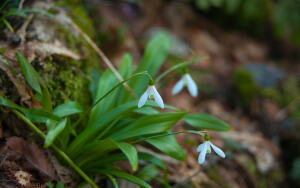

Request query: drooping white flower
[
  {"left": 138, "top": 85, "right": 164, "bottom": 109},
  {"left": 172, "top": 74, "right": 198, "bottom": 97},
  {"left": 197, "top": 141, "right": 225, "bottom": 164}
]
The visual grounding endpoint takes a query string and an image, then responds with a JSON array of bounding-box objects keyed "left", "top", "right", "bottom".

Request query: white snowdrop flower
[
  {"left": 197, "top": 141, "right": 225, "bottom": 164},
  {"left": 172, "top": 74, "right": 198, "bottom": 97},
  {"left": 138, "top": 85, "right": 164, "bottom": 109}
]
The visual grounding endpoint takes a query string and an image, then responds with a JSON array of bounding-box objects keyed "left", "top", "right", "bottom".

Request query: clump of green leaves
[{"left": 0, "top": 33, "right": 230, "bottom": 188}]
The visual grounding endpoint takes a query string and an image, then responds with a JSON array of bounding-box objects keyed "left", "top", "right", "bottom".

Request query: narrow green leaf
[
  {"left": 183, "top": 113, "right": 231, "bottom": 131},
  {"left": 41, "top": 86, "right": 52, "bottom": 111},
  {"left": 53, "top": 101, "right": 83, "bottom": 117},
  {"left": 146, "top": 133, "right": 185, "bottom": 161},
  {"left": 117, "top": 53, "right": 133, "bottom": 104},
  {"left": 76, "top": 139, "right": 118, "bottom": 166},
  {"left": 129, "top": 32, "right": 171, "bottom": 96},
  {"left": 145, "top": 100, "right": 180, "bottom": 111},
  {"left": 92, "top": 70, "right": 118, "bottom": 116},
  {"left": 112, "top": 140, "right": 138, "bottom": 171},
  {"left": 4, "top": 8, "right": 28, "bottom": 18},
  {"left": 3, "top": 18, "right": 14, "bottom": 33},
  {"left": 87, "top": 71, "right": 148, "bottom": 134},
  {"left": 136, "top": 164, "right": 159, "bottom": 181},
  {"left": 44, "top": 118, "right": 67, "bottom": 148},
  {"left": 91, "top": 71, "right": 147, "bottom": 110},
  {"left": 56, "top": 182, "right": 64, "bottom": 188},
  {"left": 0, "top": 96, "right": 58, "bottom": 124},
  {"left": 0, "top": 0, "right": 10, "bottom": 12},
  {"left": 0, "top": 95, "right": 23, "bottom": 111},
  {"left": 111, "top": 112, "right": 185, "bottom": 141},
  {"left": 107, "top": 174, "right": 119, "bottom": 188},
  {"left": 133, "top": 107, "right": 159, "bottom": 115},
  {"left": 138, "top": 153, "right": 169, "bottom": 186},
  {"left": 16, "top": 52, "right": 42, "bottom": 94},
  {"left": 138, "top": 153, "right": 166, "bottom": 170},
  {"left": 22, "top": 8, "right": 54, "bottom": 17},
  {"left": 76, "top": 139, "right": 138, "bottom": 171},
  {"left": 81, "top": 153, "right": 126, "bottom": 170},
  {"left": 96, "top": 169, "right": 151, "bottom": 188},
  {"left": 68, "top": 101, "right": 139, "bottom": 158},
  {"left": 118, "top": 53, "right": 133, "bottom": 79},
  {"left": 155, "top": 56, "right": 208, "bottom": 83},
  {"left": 45, "top": 182, "right": 54, "bottom": 188},
  {"left": 24, "top": 108, "right": 61, "bottom": 123},
  {"left": 88, "top": 69, "right": 100, "bottom": 102},
  {"left": 58, "top": 118, "right": 72, "bottom": 150}
]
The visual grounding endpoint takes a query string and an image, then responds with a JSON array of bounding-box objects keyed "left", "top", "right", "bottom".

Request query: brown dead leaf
[
  {"left": 47, "top": 150, "right": 76, "bottom": 185},
  {"left": 6, "top": 137, "right": 57, "bottom": 180},
  {"left": 31, "top": 42, "right": 81, "bottom": 60}
]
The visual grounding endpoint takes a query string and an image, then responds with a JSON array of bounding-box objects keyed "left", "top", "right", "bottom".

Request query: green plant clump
[{"left": 0, "top": 32, "right": 231, "bottom": 188}]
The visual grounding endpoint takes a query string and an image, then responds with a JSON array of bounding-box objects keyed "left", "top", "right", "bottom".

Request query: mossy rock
[{"left": 0, "top": 1, "right": 100, "bottom": 108}]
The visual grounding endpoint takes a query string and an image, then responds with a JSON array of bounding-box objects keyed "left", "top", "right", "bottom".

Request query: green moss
[
  {"left": 37, "top": 54, "right": 94, "bottom": 108},
  {"left": 55, "top": 0, "right": 95, "bottom": 37},
  {"left": 32, "top": 3, "right": 101, "bottom": 108},
  {"left": 0, "top": 47, "right": 6, "bottom": 55},
  {"left": 233, "top": 68, "right": 258, "bottom": 106}
]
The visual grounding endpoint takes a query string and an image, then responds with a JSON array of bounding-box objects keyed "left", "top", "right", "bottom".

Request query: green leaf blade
[
  {"left": 96, "top": 169, "right": 151, "bottom": 188},
  {"left": 130, "top": 32, "right": 171, "bottom": 96},
  {"left": 111, "top": 112, "right": 185, "bottom": 141},
  {"left": 183, "top": 113, "right": 231, "bottom": 131},
  {"left": 16, "top": 52, "right": 42, "bottom": 94},
  {"left": 0, "top": 95, "right": 23, "bottom": 111},
  {"left": 53, "top": 101, "right": 83, "bottom": 117},
  {"left": 146, "top": 133, "right": 186, "bottom": 161},
  {"left": 113, "top": 141, "right": 138, "bottom": 171},
  {"left": 44, "top": 118, "right": 67, "bottom": 148}
]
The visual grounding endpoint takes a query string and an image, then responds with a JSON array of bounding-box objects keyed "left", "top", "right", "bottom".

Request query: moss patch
[{"left": 31, "top": 3, "right": 100, "bottom": 107}]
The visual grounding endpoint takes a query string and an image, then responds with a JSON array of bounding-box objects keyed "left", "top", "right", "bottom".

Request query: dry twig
[{"left": 71, "top": 22, "right": 137, "bottom": 98}]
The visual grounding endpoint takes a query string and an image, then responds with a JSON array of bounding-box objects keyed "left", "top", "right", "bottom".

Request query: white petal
[
  {"left": 197, "top": 142, "right": 206, "bottom": 152},
  {"left": 172, "top": 78, "right": 185, "bottom": 95},
  {"left": 153, "top": 86, "right": 164, "bottom": 109},
  {"left": 198, "top": 142, "right": 208, "bottom": 164},
  {"left": 138, "top": 89, "right": 149, "bottom": 108},
  {"left": 209, "top": 141, "right": 226, "bottom": 158},
  {"left": 186, "top": 74, "right": 198, "bottom": 97}
]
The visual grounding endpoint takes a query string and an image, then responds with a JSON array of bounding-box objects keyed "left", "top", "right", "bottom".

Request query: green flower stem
[
  {"left": 154, "top": 56, "right": 208, "bottom": 83},
  {"left": 91, "top": 71, "right": 148, "bottom": 109},
  {"left": 12, "top": 110, "right": 99, "bottom": 188},
  {"left": 158, "top": 71, "right": 180, "bottom": 90},
  {"left": 131, "top": 130, "right": 205, "bottom": 144},
  {"left": 71, "top": 22, "right": 137, "bottom": 99},
  {"left": 73, "top": 71, "right": 149, "bottom": 128}
]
